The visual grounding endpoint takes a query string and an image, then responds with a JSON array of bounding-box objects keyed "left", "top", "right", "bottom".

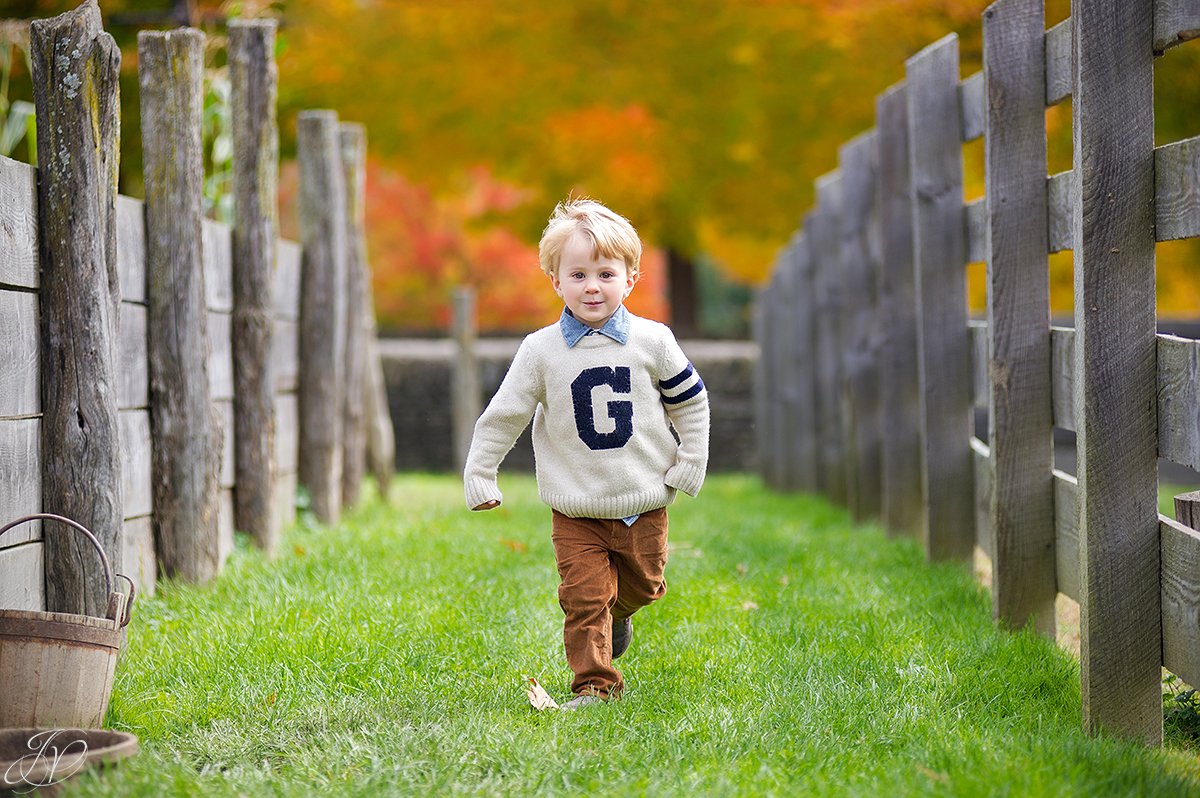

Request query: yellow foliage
[
  {"left": 272, "top": 0, "right": 1200, "bottom": 319},
  {"left": 697, "top": 219, "right": 781, "bottom": 285},
  {"left": 1157, "top": 241, "right": 1200, "bottom": 319}
]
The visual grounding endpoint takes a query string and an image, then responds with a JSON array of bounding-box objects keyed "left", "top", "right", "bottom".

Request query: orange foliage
[
  {"left": 271, "top": 0, "right": 1198, "bottom": 321},
  {"left": 541, "top": 105, "right": 665, "bottom": 229},
  {"left": 278, "top": 159, "right": 666, "bottom": 334},
  {"left": 625, "top": 248, "right": 669, "bottom": 324},
  {"left": 697, "top": 219, "right": 783, "bottom": 285}
]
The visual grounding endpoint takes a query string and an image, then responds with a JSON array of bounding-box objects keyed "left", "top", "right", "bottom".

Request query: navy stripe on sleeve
[
  {"left": 659, "top": 363, "right": 694, "bottom": 390},
  {"left": 661, "top": 378, "right": 705, "bottom": 405}
]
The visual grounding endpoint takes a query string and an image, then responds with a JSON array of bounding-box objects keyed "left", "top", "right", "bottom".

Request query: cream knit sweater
[{"left": 463, "top": 313, "right": 709, "bottom": 518}]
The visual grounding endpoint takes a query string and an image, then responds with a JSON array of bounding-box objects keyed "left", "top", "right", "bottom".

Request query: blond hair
[{"left": 538, "top": 198, "right": 643, "bottom": 278}]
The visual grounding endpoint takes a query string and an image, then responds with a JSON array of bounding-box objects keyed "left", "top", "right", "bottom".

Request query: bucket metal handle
[
  {"left": 0, "top": 513, "right": 135, "bottom": 628},
  {"left": 114, "top": 573, "right": 135, "bottom": 627}
]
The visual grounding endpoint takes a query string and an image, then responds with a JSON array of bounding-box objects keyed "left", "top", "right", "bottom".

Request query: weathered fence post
[
  {"left": 906, "top": 34, "right": 975, "bottom": 561},
  {"left": 362, "top": 283, "right": 396, "bottom": 496},
  {"left": 1072, "top": 0, "right": 1160, "bottom": 745},
  {"left": 752, "top": 278, "right": 773, "bottom": 485},
  {"left": 875, "top": 83, "right": 923, "bottom": 539},
  {"left": 139, "top": 28, "right": 223, "bottom": 583},
  {"left": 785, "top": 234, "right": 819, "bottom": 492},
  {"left": 808, "top": 183, "right": 848, "bottom": 506},
  {"left": 229, "top": 18, "right": 279, "bottom": 553},
  {"left": 1176, "top": 492, "right": 1200, "bottom": 531},
  {"left": 765, "top": 262, "right": 788, "bottom": 489},
  {"left": 297, "top": 110, "right": 348, "bottom": 525},
  {"left": 838, "top": 132, "right": 883, "bottom": 521},
  {"left": 339, "top": 123, "right": 369, "bottom": 508},
  {"left": 772, "top": 258, "right": 792, "bottom": 489},
  {"left": 271, "top": 241, "right": 301, "bottom": 529},
  {"left": 753, "top": 266, "right": 782, "bottom": 484},
  {"left": 31, "top": 0, "right": 124, "bottom": 615},
  {"left": 452, "top": 286, "right": 481, "bottom": 473},
  {"left": 981, "top": 0, "right": 1055, "bottom": 636}
]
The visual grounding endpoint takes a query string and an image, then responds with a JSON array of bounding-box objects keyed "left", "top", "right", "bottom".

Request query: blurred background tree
[
  {"left": 0, "top": 20, "right": 35, "bottom": 161},
  {"left": 3, "top": 0, "right": 1199, "bottom": 334}
]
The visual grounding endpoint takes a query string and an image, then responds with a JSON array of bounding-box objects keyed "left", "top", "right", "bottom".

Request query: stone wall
[{"left": 379, "top": 338, "right": 758, "bottom": 474}]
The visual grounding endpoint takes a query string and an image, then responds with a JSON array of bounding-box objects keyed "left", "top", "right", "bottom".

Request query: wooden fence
[
  {"left": 755, "top": 0, "right": 1200, "bottom": 745},
  {"left": 0, "top": 3, "right": 392, "bottom": 616}
]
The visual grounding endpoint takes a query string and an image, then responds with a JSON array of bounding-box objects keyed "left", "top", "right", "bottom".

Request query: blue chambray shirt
[
  {"left": 558, "top": 304, "right": 639, "bottom": 526},
  {"left": 558, "top": 304, "right": 630, "bottom": 348}
]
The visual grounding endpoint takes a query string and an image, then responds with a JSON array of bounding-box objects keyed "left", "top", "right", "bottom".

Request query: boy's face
[{"left": 551, "top": 233, "right": 637, "bottom": 329}]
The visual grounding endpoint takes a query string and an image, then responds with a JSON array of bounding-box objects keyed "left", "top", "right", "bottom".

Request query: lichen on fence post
[
  {"left": 229, "top": 19, "right": 280, "bottom": 554},
  {"left": 138, "top": 28, "right": 223, "bottom": 583},
  {"left": 31, "top": 0, "right": 124, "bottom": 616},
  {"left": 297, "top": 110, "right": 348, "bottom": 525}
]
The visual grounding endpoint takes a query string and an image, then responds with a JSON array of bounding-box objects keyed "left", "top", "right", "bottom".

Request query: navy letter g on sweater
[{"left": 571, "top": 366, "right": 634, "bottom": 450}]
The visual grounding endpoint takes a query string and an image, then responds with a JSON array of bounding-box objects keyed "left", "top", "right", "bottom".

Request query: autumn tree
[{"left": 10, "top": 0, "right": 1200, "bottom": 324}]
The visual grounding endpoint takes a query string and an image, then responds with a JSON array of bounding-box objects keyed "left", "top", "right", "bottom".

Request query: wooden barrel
[{"left": 0, "top": 514, "right": 133, "bottom": 729}]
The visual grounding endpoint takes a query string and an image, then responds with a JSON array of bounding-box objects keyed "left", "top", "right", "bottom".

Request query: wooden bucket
[
  {"left": 0, "top": 514, "right": 134, "bottom": 729},
  {"left": 0, "top": 728, "right": 139, "bottom": 792}
]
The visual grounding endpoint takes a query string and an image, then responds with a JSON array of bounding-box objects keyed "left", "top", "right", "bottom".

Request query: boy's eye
[{"left": 601, "top": 272, "right": 615, "bottom": 279}]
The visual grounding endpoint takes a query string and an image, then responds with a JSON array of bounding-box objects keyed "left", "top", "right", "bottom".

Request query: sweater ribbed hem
[
  {"left": 464, "top": 477, "right": 503, "bottom": 510},
  {"left": 664, "top": 462, "right": 706, "bottom": 497},
  {"left": 540, "top": 486, "right": 675, "bottom": 519}
]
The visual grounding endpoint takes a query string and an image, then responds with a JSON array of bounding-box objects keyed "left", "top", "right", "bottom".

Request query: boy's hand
[{"left": 472, "top": 500, "right": 500, "bottom": 511}]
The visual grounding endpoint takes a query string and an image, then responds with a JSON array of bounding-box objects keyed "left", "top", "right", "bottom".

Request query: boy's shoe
[
  {"left": 562, "top": 693, "right": 605, "bottom": 710},
  {"left": 612, "top": 617, "right": 633, "bottom": 659}
]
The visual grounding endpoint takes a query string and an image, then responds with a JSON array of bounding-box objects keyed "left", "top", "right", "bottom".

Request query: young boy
[{"left": 463, "top": 198, "right": 710, "bottom": 709}]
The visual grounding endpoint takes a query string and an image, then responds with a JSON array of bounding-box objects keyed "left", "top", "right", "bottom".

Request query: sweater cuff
[
  {"left": 464, "top": 477, "right": 503, "bottom": 510},
  {"left": 664, "top": 462, "right": 706, "bottom": 497}
]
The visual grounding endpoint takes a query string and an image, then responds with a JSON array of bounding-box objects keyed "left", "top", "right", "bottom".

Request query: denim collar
[{"left": 559, "top": 304, "right": 630, "bottom": 348}]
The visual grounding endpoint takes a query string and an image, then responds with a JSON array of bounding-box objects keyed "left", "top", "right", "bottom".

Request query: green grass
[{"left": 62, "top": 475, "right": 1200, "bottom": 796}]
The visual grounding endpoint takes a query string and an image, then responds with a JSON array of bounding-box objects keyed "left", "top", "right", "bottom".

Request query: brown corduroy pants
[{"left": 550, "top": 507, "right": 670, "bottom": 698}]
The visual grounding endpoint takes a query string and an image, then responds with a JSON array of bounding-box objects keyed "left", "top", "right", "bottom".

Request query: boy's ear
[{"left": 549, "top": 271, "right": 563, "bottom": 297}]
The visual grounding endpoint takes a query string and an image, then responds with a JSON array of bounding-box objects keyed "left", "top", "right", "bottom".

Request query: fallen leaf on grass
[
  {"left": 917, "top": 764, "right": 949, "bottom": 785},
  {"left": 740, "top": 601, "right": 759, "bottom": 611},
  {"left": 736, "top": 563, "right": 748, "bottom": 575},
  {"left": 500, "top": 538, "right": 528, "bottom": 554},
  {"left": 526, "top": 677, "right": 559, "bottom": 710}
]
